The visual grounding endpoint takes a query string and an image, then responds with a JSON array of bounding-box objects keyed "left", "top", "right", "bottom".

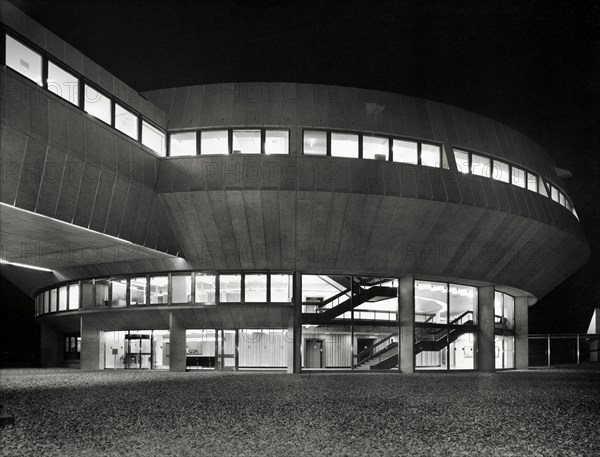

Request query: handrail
[{"left": 355, "top": 333, "right": 397, "bottom": 361}]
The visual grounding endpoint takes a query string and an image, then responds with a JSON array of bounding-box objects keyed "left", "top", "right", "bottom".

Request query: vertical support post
[
  {"left": 350, "top": 277, "right": 354, "bottom": 371},
  {"left": 40, "top": 322, "right": 62, "bottom": 368},
  {"left": 398, "top": 275, "right": 414, "bottom": 373},
  {"left": 220, "top": 329, "right": 225, "bottom": 370},
  {"left": 547, "top": 334, "right": 551, "bottom": 367},
  {"left": 477, "top": 285, "right": 495, "bottom": 372},
  {"left": 80, "top": 315, "right": 104, "bottom": 370},
  {"left": 169, "top": 312, "right": 186, "bottom": 372},
  {"left": 287, "top": 271, "right": 302, "bottom": 373},
  {"left": 235, "top": 329, "right": 240, "bottom": 371},
  {"left": 576, "top": 335, "right": 580, "bottom": 365},
  {"left": 514, "top": 296, "right": 529, "bottom": 370}
]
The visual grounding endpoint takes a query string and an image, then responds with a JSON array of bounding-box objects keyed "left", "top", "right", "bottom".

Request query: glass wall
[
  {"left": 115, "top": 103, "right": 139, "bottom": 140},
  {"left": 239, "top": 329, "right": 288, "bottom": 369},
  {"left": 68, "top": 283, "right": 80, "bottom": 310},
  {"left": 265, "top": 130, "right": 289, "bottom": 155},
  {"left": 331, "top": 133, "right": 359, "bottom": 158},
  {"left": 471, "top": 154, "right": 491, "bottom": 177},
  {"left": 232, "top": 129, "right": 261, "bottom": 154},
  {"left": 363, "top": 136, "right": 389, "bottom": 160},
  {"left": 84, "top": 84, "right": 112, "bottom": 125},
  {"left": 303, "top": 130, "right": 327, "bottom": 155},
  {"left": 186, "top": 330, "right": 217, "bottom": 370},
  {"left": 201, "top": 130, "right": 229, "bottom": 155},
  {"left": 220, "top": 275, "right": 241, "bottom": 302},
  {"left": 111, "top": 279, "right": 127, "bottom": 307},
  {"left": 104, "top": 330, "right": 169, "bottom": 370},
  {"left": 245, "top": 274, "right": 267, "bottom": 302},
  {"left": 129, "top": 277, "right": 147, "bottom": 305},
  {"left": 453, "top": 149, "right": 469, "bottom": 173},
  {"left": 393, "top": 139, "right": 418, "bottom": 164},
  {"left": 142, "top": 121, "right": 166, "bottom": 156},
  {"left": 150, "top": 276, "right": 169, "bottom": 304},
  {"left": 420, "top": 143, "right": 441, "bottom": 168},
  {"left": 195, "top": 274, "right": 216, "bottom": 303},
  {"left": 169, "top": 132, "right": 196, "bottom": 156},
  {"left": 5, "top": 35, "right": 43, "bottom": 85},
  {"left": 271, "top": 274, "right": 292, "bottom": 302},
  {"left": 494, "top": 291, "right": 516, "bottom": 369},
  {"left": 172, "top": 274, "right": 192, "bottom": 304},
  {"left": 512, "top": 167, "right": 526, "bottom": 188},
  {"left": 492, "top": 160, "right": 510, "bottom": 183},
  {"left": 58, "top": 286, "right": 68, "bottom": 311},
  {"left": 47, "top": 62, "right": 78, "bottom": 105}
]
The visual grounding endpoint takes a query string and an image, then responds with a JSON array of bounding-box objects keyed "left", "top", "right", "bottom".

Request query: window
[
  {"left": 331, "top": 132, "right": 359, "bottom": 158},
  {"left": 303, "top": 130, "right": 327, "bottom": 155},
  {"left": 58, "top": 286, "right": 68, "bottom": 311},
  {"left": 512, "top": 167, "right": 526, "bottom": 188},
  {"left": 559, "top": 193, "right": 566, "bottom": 207},
  {"left": 492, "top": 160, "right": 510, "bottom": 183},
  {"left": 84, "top": 84, "right": 112, "bottom": 124},
  {"left": 172, "top": 275, "right": 192, "bottom": 304},
  {"left": 50, "top": 289, "right": 57, "bottom": 312},
  {"left": 453, "top": 149, "right": 470, "bottom": 174},
  {"left": 245, "top": 274, "right": 267, "bottom": 302},
  {"left": 271, "top": 274, "right": 292, "bottom": 302},
  {"left": 115, "top": 103, "right": 139, "bottom": 140},
  {"left": 68, "top": 283, "right": 80, "bottom": 310},
  {"left": 551, "top": 185, "right": 559, "bottom": 203},
  {"left": 129, "top": 277, "right": 147, "bottom": 305},
  {"left": 5, "top": 35, "right": 43, "bottom": 85},
  {"left": 195, "top": 274, "right": 216, "bottom": 302},
  {"left": 232, "top": 129, "right": 261, "bottom": 154},
  {"left": 415, "top": 281, "right": 448, "bottom": 324},
  {"left": 503, "top": 294, "right": 515, "bottom": 329},
  {"left": 95, "top": 279, "right": 110, "bottom": 307},
  {"left": 111, "top": 279, "right": 127, "bottom": 307},
  {"left": 47, "top": 62, "right": 79, "bottom": 106},
  {"left": 420, "top": 143, "right": 441, "bottom": 168},
  {"left": 43, "top": 291, "right": 49, "bottom": 313},
  {"left": 219, "top": 274, "right": 241, "bottom": 302},
  {"left": 81, "top": 280, "right": 93, "bottom": 308},
  {"left": 169, "top": 132, "right": 196, "bottom": 157},
  {"left": 362, "top": 136, "right": 389, "bottom": 160},
  {"left": 448, "top": 284, "right": 477, "bottom": 324},
  {"left": 142, "top": 121, "right": 166, "bottom": 156},
  {"left": 538, "top": 179, "right": 549, "bottom": 197},
  {"left": 393, "top": 140, "right": 418, "bottom": 164},
  {"left": 527, "top": 173, "right": 538, "bottom": 192},
  {"left": 201, "top": 130, "right": 229, "bottom": 155},
  {"left": 150, "top": 276, "right": 169, "bottom": 304},
  {"left": 471, "top": 154, "right": 491, "bottom": 178},
  {"left": 265, "top": 130, "right": 289, "bottom": 155}
]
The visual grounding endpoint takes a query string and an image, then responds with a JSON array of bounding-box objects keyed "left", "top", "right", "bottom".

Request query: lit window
[
  {"left": 172, "top": 275, "right": 192, "bottom": 304},
  {"left": 150, "top": 276, "right": 169, "bottom": 304},
  {"left": 58, "top": 286, "right": 68, "bottom": 311},
  {"left": 115, "top": 103, "right": 138, "bottom": 140},
  {"left": 245, "top": 274, "right": 267, "bottom": 302},
  {"left": 363, "top": 136, "right": 389, "bottom": 160},
  {"left": 421, "top": 143, "right": 441, "bottom": 168},
  {"left": 169, "top": 132, "right": 196, "bottom": 156},
  {"left": 47, "top": 62, "right": 79, "bottom": 106},
  {"left": 538, "top": 179, "right": 549, "bottom": 197},
  {"left": 84, "top": 84, "right": 112, "bottom": 124},
  {"left": 559, "top": 192, "right": 566, "bottom": 207},
  {"left": 471, "top": 154, "right": 491, "bottom": 178},
  {"left": 492, "top": 160, "right": 510, "bottom": 183},
  {"left": 195, "top": 274, "right": 216, "bottom": 302},
  {"left": 303, "top": 130, "right": 327, "bottom": 155},
  {"left": 265, "top": 130, "right": 289, "bottom": 154},
  {"left": 111, "top": 279, "right": 127, "bottom": 307},
  {"left": 233, "top": 129, "right": 261, "bottom": 154},
  {"left": 95, "top": 279, "right": 110, "bottom": 307},
  {"left": 393, "top": 140, "right": 418, "bottom": 164},
  {"left": 527, "top": 173, "right": 538, "bottom": 192},
  {"left": 220, "top": 274, "right": 241, "bottom": 302},
  {"left": 331, "top": 132, "right": 359, "bottom": 158},
  {"left": 512, "top": 167, "right": 526, "bottom": 188},
  {"left": 5, "top": 35, "right": 43, "bottom": 85},
  {"left": 551, "top": 185, "right": 559, "bottom": 203},
  {"left": 43, "top": 291, "right": 50, "bottom": 313},
  {"left": 68, "top": 283, "right": 80, "bottom": 310},
  {"left": 142, "top": 121, "right": 166, "bottom": 156},
  {"left": 130, "top": 277, "right": 147, "bottom": 305},
  {"left": 201, "top": 130, "right": 229, "bottom": 155},
  {"left": 271, "top": 274, "right": 292, "bottom": 302},
  {"left": 453, "top": 149, "right": 470, "bottom": 174},
  {"left": 50, "top": 289, "right": 57, "bottom": 312}
]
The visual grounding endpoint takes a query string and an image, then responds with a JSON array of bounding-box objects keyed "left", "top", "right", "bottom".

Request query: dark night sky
[{"left": 3, "top": 0, "right": 600, "bottom": 333}]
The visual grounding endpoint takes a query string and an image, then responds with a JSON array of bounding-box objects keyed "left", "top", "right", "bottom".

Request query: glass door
[{"left": 124, "top": 333, "right": 152, "bottom": 369}]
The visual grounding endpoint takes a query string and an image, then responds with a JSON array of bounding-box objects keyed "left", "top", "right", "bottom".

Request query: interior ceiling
[{"left": 5, "top": 0, "right": 600, "bottom": 332}]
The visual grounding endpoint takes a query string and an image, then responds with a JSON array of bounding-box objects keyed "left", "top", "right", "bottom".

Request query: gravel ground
[{"left": 1, "top": 369, "right": 599, "bottom": 456}]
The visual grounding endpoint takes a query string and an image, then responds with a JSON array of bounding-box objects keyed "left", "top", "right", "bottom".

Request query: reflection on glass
[
  {"left": 492, "top": 160, "right": 510, "bottom": 183},
  {"left": 245, "top": 274, "right": 267, "bottom": 302},
  {"left": 172, "top": 275, "right": 192, "bottom": 304},
  {"left": 169, "top": 132, "right": 196, "bottom": 157},
  {"left": 331, "top": 132, "right": 359, "bottom": 158},
  {"left": 201, "top": 130, "right": 229, "bottom": 155},
  {"left": 142, "top": 121, "right": 166, "bottom": 156},
  {"left": 111, "top": 279, "right": 127, "bottom": 307},
  {"left": 150, "top": 276, "right": 169, "bottom": 304},
  {"left": 220, "top": 275, "right": 241, "bottom": 302},
  {"left": 233, "top": 130, "right": 261, "bottom": 154},
  {"left": 195, "top": 274, "right": 216, "bottom": 302},
  {"left": 265, "top": 130, "right": 289, "bottom": 154},
  {"left": 271, "top": 274, "right": 292, "bottom": 302},
  {"left": 115, "top": 103, "right": 138, "bottom": 140},
  {"left": 420, "top": 143, "right": 441, "bottom": 168},
  {"left": 454, "top": 149, "right": 469, "bottom": 173},
  {"left": 84, "top": 85, "right": 112, "bottom": 124},
  {"left": 363, "top": 136, "right": 389, "bottom": 160},
  {"left": 130, "top": 277, "right": 147, "bottom": 305},
  {"left": 393, "top": 140, "right": 418, "bottom": 164},
  {"left": 471, "top": 154, "right": 491, "bottom": 177},
  {"left": 5, "top": 35, "right": 43, "bottom": 85},
  {"left": 303, "top": 130, "right": 327, "bottom": 155},
  {"left": 68, "top": 283, "right": 80, "bottom": 310},
  {"left": 47, "top": 62, "right": 79, "bottom": 105}
]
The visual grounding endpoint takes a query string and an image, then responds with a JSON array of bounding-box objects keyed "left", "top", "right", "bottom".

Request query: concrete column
[
  {"left": 398, "top": 275, "right": 414, "bottom": 373},
  {"left": 40, "top": 322, "right": 62, "bottom": 367},
  {"left": 589, "top": 308, "right": 599, "bottom": 362},
  {"left": 80, "top": 316, "right": 105, "bottom": 370},
  {"left": 287, "top": 272, "right": 302, "bottom": 373},
  {"left": 169, "top": 312, "right": 186, "bottom": 372},
  {"left": 514, "top": 296, "right": 530, "bottom": 369},
  {"left": 477, "top": 286, "right": 496, "bottom": 372}
]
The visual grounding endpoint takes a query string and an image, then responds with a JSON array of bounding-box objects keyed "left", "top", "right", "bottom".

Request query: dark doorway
[
  {"left": 357, "top": 338, "right": 376, "bottom": 363},
  {"left": 305, "top": 339, "right": 323, "bottom": 368}
]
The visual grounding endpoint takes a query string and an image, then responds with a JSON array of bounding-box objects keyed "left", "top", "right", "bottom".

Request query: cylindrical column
[
  {"left": 169, "top": 312, "right": 186, "bottom": 372},
  {"left": 477, "top": 285, "right": 495, "bottom": 372},
  {"left": 514, "top": 296, "right": 529, "bottom": 369},
  {"left": 287, "top": 271, "right": 302, "bottom": 373},
  {"left": 80, "top": 316, "right": 104, "bottom": 370},
  {"left": 398, "top": 275, "right": 414, "bottom": 373},
  {"left": 40, "top": 322, "right": 62, "bottom": 368}
]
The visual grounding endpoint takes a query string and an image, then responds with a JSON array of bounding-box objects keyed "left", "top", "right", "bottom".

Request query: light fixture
[{"left": 0, "top": 259, "right": 53, "bottom": 272}]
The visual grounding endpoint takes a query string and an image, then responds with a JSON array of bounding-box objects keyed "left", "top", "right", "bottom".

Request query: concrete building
[{"left": 0, "top": 2, "right": 590, "bottom": 372}]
